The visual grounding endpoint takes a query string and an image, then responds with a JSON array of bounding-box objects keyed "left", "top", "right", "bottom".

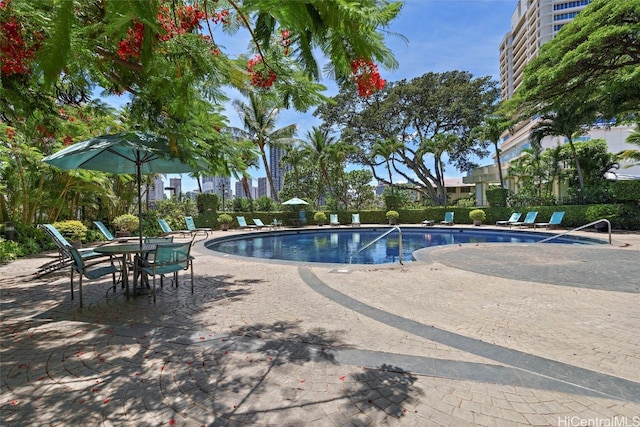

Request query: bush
[
  {"left": 386, "top": 210, "right": 400, "bottom": 220},
  {"left": 52, "top": 220, "right": 87, "bottom": 241},
  {"left": 611, "top": 180, "right": 640, "bottom": 202},
  {"left": 585, "top": 204, "right": 620, "bottom": 225},
  {"left": 0, "top": 238, "right": 19, "bottom": 263},
  {"left": 313, "top": 211, "right": 327, "bottom": 222},
  {"left": 469, "top": 209, "right": 486, "bottom": 221},
  {"left": 217, "top": 213, "right": 233, "bottom": 224},
  {"left": 486, "top": 186, "right": 509, "bottom": 207},
  {"left": 112, "top": 214, "right": 139, "bottom": 233}
]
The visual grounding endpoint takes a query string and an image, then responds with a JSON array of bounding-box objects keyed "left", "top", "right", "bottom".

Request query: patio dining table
[{"left": 94, "top": 243, "right": 157, "bottom": 298}]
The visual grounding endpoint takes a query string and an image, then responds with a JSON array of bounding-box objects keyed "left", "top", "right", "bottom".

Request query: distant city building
[
  {"left": 235, "top": 179, "right": 249, "bottom": 198},
  {"left": 145, "top": 175, "right": 165, "bottom": 205},
  {"left": 168, "top": 177, "right": 182, "bottom": 199},
  {"left": 269, "top": 146, "right": 289, "bottom": 197},
  {"left": 465, "top": 0, "right": 638, "bottom": 205},
  {"left": 202, "top": 176, "right": 231, "bottom": 200},
  {"left": 257, "top": 177, "right": 269, "bottom": 198}
]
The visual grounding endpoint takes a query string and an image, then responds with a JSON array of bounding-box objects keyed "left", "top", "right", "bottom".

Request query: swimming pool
[{"left": 205, "top": 227, "right": 604, "bottom": 265}]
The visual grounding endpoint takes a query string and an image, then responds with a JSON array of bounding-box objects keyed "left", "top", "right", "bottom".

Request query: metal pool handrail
[
  {"left": 349, "top": 226, "right": 403, "bottom": 265},
  {"left": 535, "top": 219, "right": 611, "bottom": 245}
]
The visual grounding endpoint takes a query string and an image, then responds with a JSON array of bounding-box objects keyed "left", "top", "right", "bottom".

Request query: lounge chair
[
  {"left": 157, "top": 218, "right": 192, "bottom": 237},
  {"left": 496, "top": 212, "right": 522, "bottom": 227},
  {"left": 236, "top": 216, "right": 256, "bottom": 230},
  {"left": 351, "top": 213, "right": 361, "bottom": 227},
  {"left": 184, "top": 216, "right": 212, "bottom": 239},
  {"left": 511, "top": 211, "right": 538, "bottom": 228},
  {"left": 534, "top": 211, "right": 565, "bottom": 229},
  {"left": 440, "top": 211, "right": 455, "bottom": 226},
  {"left": 35, "top": 224, "right": 111, "bottom": 279},
  {"left": 421, "top": 219, "right": 435, "bottom": 227},
  {"left": 252, "top": 218, "right": 268, "bottom": 230},
  {"left": 93, "top": 220, "right": 138, "bottom": 243},
  {"left": 329, "top": 214, "right": 340, "bottom": 226}
]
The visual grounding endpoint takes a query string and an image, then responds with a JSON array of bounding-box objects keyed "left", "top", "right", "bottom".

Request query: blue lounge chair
[
  {"left": 496, "top": 212, "right": 522, "bottom": 227},
  {"left": 511, "top": 211, "right": 538, "bottom": 228},
  {"left": 158, "top": 218, "right": 192, "bottom": 237},
  {"left": 534, "top": 211, "right": 565, "bottom": 229},
  {"left": 440, "top": 211, "right": 454, "bottom": 226},
  {"left": 93, "top": 220, "right": 138, "bottom": 243},
  {"left": 37, "top": 223, "right": 117, "bottom": 282},
  {"left": 252, "top": 218, "right": 268, "bottom": 230},
  {"left": 330, "top": 214, "right": 340, "bottom": 226},
  {"left": 351, "top": 213, "right": 361, "bottom": 227},
  {"left": 184, "top": 216, "right": 212, "bottom": 238},
  {"left": 236, "top": 216, "right": 256, "bottom": 230}
]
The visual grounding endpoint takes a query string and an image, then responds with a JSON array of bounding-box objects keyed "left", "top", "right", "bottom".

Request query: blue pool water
[{"left": 205, "top": 227, "right": 602, "bottom": 265}]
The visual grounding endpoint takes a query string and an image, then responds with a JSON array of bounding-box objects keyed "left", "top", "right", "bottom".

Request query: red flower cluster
[
  {"left": 1, "top": 5, "right": 41, "bottom": 76},
  {"left": 279, "top": 29, "right": 291, "bottom": 56},
  {"left": 118, "top": 4, "right": 209, "bottom": 60},
  {"left": 117, "top": 22, "right": 145, "bottom": 61},
  {"left": 157, "top": 5, "right": 206, "bottom": 41},
  {"left": 350, "top": 58, "right": 386, "bottom": 98},
  {"left": 247, "top": 54, "right": 276, "bottom": 89},
  {"left": 212, "top": 9, "right": 230, "bottom": 25}
]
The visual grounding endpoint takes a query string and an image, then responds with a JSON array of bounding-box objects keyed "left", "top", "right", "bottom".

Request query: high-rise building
[
  {"left": 144, "top": 175, "right": 165, "bottom": 205},
  {"left": 269, "top": 146, "right": 290, "bottom": 197},
  {"left": 257, "top": 177, "right": 269, "bottom": 198},
  {"left": 169, "top": 177, "right": 182, "bottom": 199},
  {"left": 499, "top": 0, "right": 592, "bottom": 100},
  {"left": 465, "top": 0, "right": 638, "bottom": 204},
  {"left": 202, "top": 176, "right": 231, "bottom": 200}
]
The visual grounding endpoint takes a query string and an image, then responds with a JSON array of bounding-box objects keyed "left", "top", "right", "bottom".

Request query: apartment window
[
  {"left": 554, "top": 12, "right": 580, "bottom": 21},
  {"left": 553, "top": 1, "right": 591, "bottom": 11}
]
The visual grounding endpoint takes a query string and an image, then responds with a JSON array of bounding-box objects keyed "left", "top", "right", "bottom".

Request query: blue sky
[{"left": 173, "top": 0, "right": 519, "bottom": 192}]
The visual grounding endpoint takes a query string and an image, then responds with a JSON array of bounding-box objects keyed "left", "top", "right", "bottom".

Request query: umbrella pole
[{"left": 137, "top": 160, "right": 143, "bottom": 248}]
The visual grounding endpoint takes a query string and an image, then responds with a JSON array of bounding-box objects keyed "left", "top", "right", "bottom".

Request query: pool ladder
[
  {"left": 349, "top": 226, "right": 403, "bottom": 265},
  {"left": 535, "top": 219, "right": 611, "bottom": 245}
]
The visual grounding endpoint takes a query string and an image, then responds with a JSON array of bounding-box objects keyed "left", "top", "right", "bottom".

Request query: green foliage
[
  {"left": 486, "top": 186, "right": 509, "bottom": 207},
  {"left": 52, "top": 220, "right": 87, "bottom": 241},
  {"left": 611, "top": 180, "right": 640, "bottom": 201},
  {"left": 196, "top": 193, "right": 218, "bottom": 214},
  {"left": 469, "top": 209, "right": 486, "bottom": 221},
  {"left": 585, "top": 204, "right": 620, "bottom": 224},
  {"left": 517, "top": 0, "right": 640, "bottom": 119},
  {"left": 256, "top": 196, "right": 275, "bottom": 212},
  {"left": 313, "top": 211, "right": 327, "bottom": 222},
  {"left": 0, "top": 238, "right": 20, "bottom": 263},
  {"left": 385, "top": 210, "right": 399, "bottom": 220},
  {"left": 317, "top": 71, "right": 499, "bottom": 206},
  {"left": 217, "top": 214, "right": 233, "bottom": 224},
  {"left": 112, "top": 214, "right": 139, "bottom": 232}
]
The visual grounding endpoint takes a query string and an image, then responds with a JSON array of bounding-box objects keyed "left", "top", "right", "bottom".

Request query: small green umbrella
[{"left": 42, "top": 131, "right": 208, "bottom": 245}]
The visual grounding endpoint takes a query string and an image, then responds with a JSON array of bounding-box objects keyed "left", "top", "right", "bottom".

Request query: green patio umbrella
[{"left": 42, "top": 131, "right": 208, "bottom": 245}]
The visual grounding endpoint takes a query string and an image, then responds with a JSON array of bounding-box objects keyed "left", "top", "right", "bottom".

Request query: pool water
[{"left": 205, "top": 227, "right": 601, "bottom": 265}]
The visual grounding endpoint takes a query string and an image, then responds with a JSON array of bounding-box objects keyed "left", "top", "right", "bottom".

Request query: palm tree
[
  {"left": 474, "top": 115, "right": 511, "bottom": 187},
  {"left": 303, "top": 127, "right": 337, "bottom": 197},
  {"left": 280, "top": 144, "right": 306, "bottom": 197},
  {"left": 618, "top": 124, "right": 640, "bottom": 167},
  {"left": 530, "top": 106, "right": 591, "bottom": 192},
  {"left": 370, "top": 138, "right": 403, "bottom": 195},
  {"left": 232, "top": 93, "right": 297, "bottom": 202}
]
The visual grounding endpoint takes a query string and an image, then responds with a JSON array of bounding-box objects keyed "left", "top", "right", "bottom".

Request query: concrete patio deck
[{"left": 1, "top": 226, "right": 639, "bottom": 426}]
